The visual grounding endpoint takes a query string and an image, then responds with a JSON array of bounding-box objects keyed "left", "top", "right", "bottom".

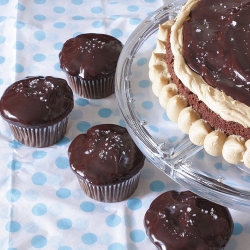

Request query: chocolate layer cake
[
  {"left": 144, "top": 190, "right": 233, "bottom": 250},
  {"left": 68, "top": 124, "right": 145, "bottom": 202},
  {"left": 149, "top": 0, "right": 250, "bottom": 166}
]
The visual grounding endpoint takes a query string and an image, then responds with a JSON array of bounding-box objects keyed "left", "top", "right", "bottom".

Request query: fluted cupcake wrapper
[
  {"left": 66, "top": 74, "right": 115, "bottom": 99},
  {"left": 8, "top": 116, "right": 69, "bottom": 148},
  {"left": 77, "top": 171, "right": 141, "bottom": 203}
]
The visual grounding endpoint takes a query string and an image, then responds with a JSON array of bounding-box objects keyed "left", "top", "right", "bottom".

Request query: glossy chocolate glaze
[
  {"left": 68, "top": 124, "right": 145, "bottom": 185},
  {"left": 144, "top": 190, "right": 233, "bottom": 250},
  {"left": 183, "top": 0, "right": 250, "bottom": 106},
  {"left": 59, "top": 33, "right": 123, "bottom": 79},
  {"left": 0, "top": 76, "right": 74, "bottom": 126}
]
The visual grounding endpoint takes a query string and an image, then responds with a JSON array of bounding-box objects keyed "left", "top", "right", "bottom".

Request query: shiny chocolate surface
[
  {"left": 0, "top": 76, "right": 74, "bottom": 126},
  {"left": 68, "top": 124, "right": 145, "bottom": 185},
  {"left": 59, "top": 33, "right": 123, "bottom": 79},
  {"left": 183, "top": 0, "right": 250, "bottom": 106},
  {"left": 144, "top": 190, "right": 233, "bottom": 250}
]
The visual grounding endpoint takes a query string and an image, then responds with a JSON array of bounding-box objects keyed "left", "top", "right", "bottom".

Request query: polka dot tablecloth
[{"left": 0, "top": 0, "right": 249, "bottom": 250}]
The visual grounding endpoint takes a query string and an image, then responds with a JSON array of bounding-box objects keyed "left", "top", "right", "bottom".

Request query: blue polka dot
[
  {"left": 72, "top": 0, "right": 83, "bottom": 5},
  {"left": 34, "top": 14, "right": 46, "bottom": 21},
  {"left": 106, "top": 215, "right": 121, "bottom": 227},
  {"left": 145, "top": 0, "right": 156, "bottom": 2},
  {"left": 149, "top": 125, "right": 159, "bottom": 133},
  {"left": 73, "top": 32, "right": 82, "bottom": 37},
  {"left": 6, "top": 189, "right": 21, "bottom": 202},
  {"left": 33, "top": 31, "right": 46, "bottom": 41},
  {"left": 242, "top": 175, "right": 250, "bottom": 183},
  {"left": 54, "top": 42, "right": 63, "bottom": 50},
  {"left": 127, "top": 198, "right": 142, "bottom": 210},
  {"left": 32, "top": 150, "right": 47, "bottom": 159},
  {"left": 54, "top": 22, "right": 66, "bottom": 29},
  {"left": 34, "top": 0, "right": 46, "bottom": 4},
  {"left": 150, "top": 180, "right": 165, "bottom": 192},
  {"left": 13, "top": 41, "right": 24, "bottom": 50},
  {"left": 142, "top": 101, "right": 153, "bottom": 109},
  {"left": 58, "top": 246, "right": 72, "bottom": 250},
  {"left": 0, "top": 78, "right": 3, "bottom": 85},
  {"left": 119, "top": 119, "right": 126, "bottom": 127},
  {"left": 77, "top": 121, "right": 91, "bottom": 132},
  {"left": 31, "top": 235, "right": 47, "bottom": 248},
  {"left": 92, "top": 20, "right": 104, "bottom": 28},
  {"left": 111, "top": 28, "right": 123, "bottom": 38},
  {"left": 137, "top": 57, "right": 147, "bottom": 66},
  {"left": 56, "top": 137, "right": 70, "bottom": 146},
  {"left": 130, "top": 230, "right": 145, "bottom": 242},
  {"left": 0, "top": 56, "right": 5, "bottom": 64},
  {"left": 91, "top": 6, "right": 103, "bottom": 14},
  {"left": 57, "top": 218, "right": 72, "bottom": 230},
  {"left": 0, "top": 35, "right": 6, "bottom": 44},
  {"left": 72, "top": 16, "right": 84, "bottom": 20},
  {"left": 127, "top": 5, "right": 139, "bottom": 12},
  {"left": 32, "top": 203, "right": 47, "bottom": 216},
  {"left": 32, "top": 172, "right": 47, "bottom": 185},
  {"left": 80, "top": 201, "right": 96, "bottom": 212},
  {"left": 163, "top": 112, "right": 170, "bottom": 121},
  {"left": 9, "top": 140, "right": 23, "bottom": 149},
  {"left": 16, "top": 3, "right": 25, "bottom": 11},
  {"left": 7, "top": 160, "right": 22, "bottom": 170},
  {"left": 110, "top": 15, "right": 120, "bottom": 20},
  {"left": 14, "top": 20, "right": 25, "bottom": 29},
  {"left": 5, "top": 221, "right": 21, "bottom": 233},
  {"left": 55, "top": 157, "right": 69, "bottom": 169},
  {"left": 81, "top": 233, "right": 97, "bottom": 245},
  {"left": 75, "top": 98, "right": 89, "bottom": 106},
  {"left": 108, "top": 243, "right": 124, "bottom": 250},
  {"left": 168, "top": 136, "right": 178, "bottom": 143},
  {"left": 0, "top": 0, "right": 8, "bottom": 5},
  {"left": 98, "top": 108, "right": 112, "bottom": 118},
  {"left": 139, "top": 80, "right": 150, "bottom": 88},
  {"left": 195, "top": 150, "right": 205, "bottom": 160},
  {"left": 214, "top": 162, "right": 229, "bottom": 171},
  {"left": 130, "top": 18, "right": 141, "bottom": 25},
  {"left": 56, "top": 188, "right": 71, "bottom": 198},
  {"left": 54, "top": 62, "right": 62, "bottom": 71},
  {"left": 0, "top": 16, "right": 7, "bottom": 22},
  {"left": 53, "top": 6, "right": 65, "bottom": 13},
  {"left": 33, "top": 54, "right": 46, "bottom": 62},
  {"left": 233, "top": 222, "right": 243, "bottom": 235}
]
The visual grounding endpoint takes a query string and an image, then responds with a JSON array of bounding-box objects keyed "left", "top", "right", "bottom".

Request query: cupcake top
[
  {"left": 0, "top": 76, "right": 74, "bottom": 127},
  {"left": 144, "top": 190, "right": 233, "bottom": 250},
  {"left": 68, "top": 124, "right": 145, "bottom": 185},
  {"left": 59, "top": 33, "right": 123, "bottom": 79}
]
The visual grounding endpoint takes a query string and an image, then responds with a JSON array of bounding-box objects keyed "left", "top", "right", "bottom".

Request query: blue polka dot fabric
[{"left": 0, "top": 0, "right": 249, "bottom": 249}]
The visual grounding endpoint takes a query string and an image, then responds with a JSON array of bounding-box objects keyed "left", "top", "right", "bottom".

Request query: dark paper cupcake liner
[
  {"left": 66, "top": 74, "right": 115, "bottom": 99},
  {"left": 8, "top": 116, "right": 69, "bottom": 148},
  {"left": 76, "top": 171, "right": 141, "bottom": 203}
]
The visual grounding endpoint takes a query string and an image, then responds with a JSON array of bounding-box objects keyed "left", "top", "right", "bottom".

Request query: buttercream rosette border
[{"left": 149, "top": 0, "right": 250, "bottom": 168}]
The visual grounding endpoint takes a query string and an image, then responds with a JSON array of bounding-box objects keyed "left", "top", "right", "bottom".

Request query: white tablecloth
[{"left": 0, "top": 1, "right": 249, "bottom": 249}]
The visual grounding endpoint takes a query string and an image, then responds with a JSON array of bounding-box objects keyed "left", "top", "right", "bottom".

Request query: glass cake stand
[{"left": 115, "top": 0, "right": 250, "bottom": 212}]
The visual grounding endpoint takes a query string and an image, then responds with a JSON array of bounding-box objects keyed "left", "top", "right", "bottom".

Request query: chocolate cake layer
[{"left": 166, "top": 36, "right": 250, "bottom": 140}]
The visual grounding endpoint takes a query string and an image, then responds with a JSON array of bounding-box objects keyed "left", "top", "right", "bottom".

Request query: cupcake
[
  {"left": 68, "top": 124, "right": 145, "bottom": 202},
  {"left": 144, "top": 190, "right": 234, "bottom": 250},
  {"left": 59, "top": 33, "right": 123, "bottom": 99},
  {"left": 0, "top": 76, "right": 74, "bottom": 147}
]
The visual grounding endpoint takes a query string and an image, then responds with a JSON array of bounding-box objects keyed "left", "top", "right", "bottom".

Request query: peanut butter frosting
[{"left": 148, "top": 0, "right": 250, "bottom": 167}]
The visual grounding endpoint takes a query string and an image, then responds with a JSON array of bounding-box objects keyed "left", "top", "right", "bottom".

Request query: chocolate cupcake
[
  {"left": 68, "top": 124, "right": 145, "bottom": 202},
  {"left": 59, "top": 33, "right": 123, "bottom": 99},
  {"left": 144, "top": 190, "right": 233, "bottom": 250},
  {"left": 0, "top": 76, "right": 74, "bottom": 147}
]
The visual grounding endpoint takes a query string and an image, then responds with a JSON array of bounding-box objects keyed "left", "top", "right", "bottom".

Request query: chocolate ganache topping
[
  {"left": 68, "top": 124, "right": 145, "bottom": 185},
  {"left": 183, "top": 0, "right": 250, "bottom": 106},
  {"left": 59, "top": 33, "right": 123, "bottom": 79},
  {"left": 144, "top": 190, "right": 233, "bottom": 250},
  {"left": 0, "top": 76, "right": 74, "bottom": 127}
]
